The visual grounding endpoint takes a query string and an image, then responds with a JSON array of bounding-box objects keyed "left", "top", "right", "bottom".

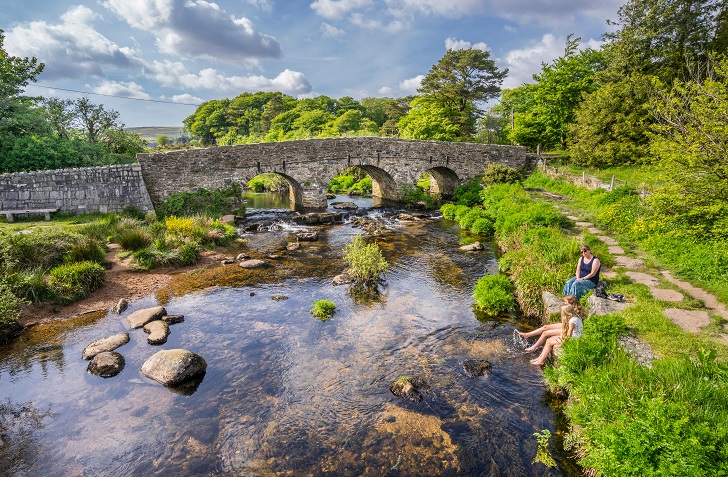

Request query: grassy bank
[
  {"left": 0, "top": 208, "right": 239, "bottom": 338},
  {"left": 444, "top": 175, "right": 728, "bottom": 475}
]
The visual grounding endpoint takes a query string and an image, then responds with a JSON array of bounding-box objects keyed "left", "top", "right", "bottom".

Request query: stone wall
[{"left": 0, "top": 164, "right": 154, "bottom": 216}]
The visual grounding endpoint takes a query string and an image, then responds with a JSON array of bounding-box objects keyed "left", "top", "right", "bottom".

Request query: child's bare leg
[
  {"left": 530, "top": 336, "right": 561, "bottom": 365},
  {"left": 518, "top": 323, "right": 559, "bottom": 339},
  {"left": 524, "top": 328, "right": 561, "bottom": 352}
]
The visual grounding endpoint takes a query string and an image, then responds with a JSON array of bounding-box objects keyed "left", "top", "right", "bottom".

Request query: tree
[
  {"left": 418, "top": 48, "right": 508, "bottom": 138},
  {"left": 501, "top": 37, "right": 603, "bottom": 150},
  {"left": 0, "top": 29, "right": 45, "bottom": 141},
  {"left": 648, "top": 56, "right": 728, "bottom": 238},
  {"left": 157, "top": 135, "right": 169, "bottom": 146},
  {"left": 397, "top": 97, "right": 460, "bottom": 141},
  {"left": 73, "top": 96, "right": 122, "bottom": 143},
  {"left": 42, "top": 98, "right": 74, "bottom": 140},
  {"left": 569, "top": 74, "right": 658, "bottom": 166}
]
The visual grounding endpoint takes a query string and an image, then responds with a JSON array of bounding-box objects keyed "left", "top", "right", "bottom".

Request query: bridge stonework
[{"left": 138, "top": 137, "right": 533, "bottom": 210}]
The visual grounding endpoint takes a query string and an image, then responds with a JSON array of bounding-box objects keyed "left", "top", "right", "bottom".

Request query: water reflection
[{"left": 0, "top": 214, "right": 574, "bottom": 476}]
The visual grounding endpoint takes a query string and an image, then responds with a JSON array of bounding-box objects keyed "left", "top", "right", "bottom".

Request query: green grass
[{"left": 310, "top": 299, "right": 336, "bottom": 321}]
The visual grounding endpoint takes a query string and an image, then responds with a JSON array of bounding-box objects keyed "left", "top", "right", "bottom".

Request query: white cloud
[
  {"left": 145, "top": 60, "right": 312, "bottom": 94},
  {"left": 391, "top": 0, "right": 486, "bottom": 18},
  {"left": 93, "top": 80, "right": 151, "bottom": 99},
  {"left": 399, "top": 74, "right": 423, "bottom": 93},
  {"left": 488, "top": 0, "right": 623, "bottom": 27},
  {"left": 378, "top": 86, "right": 394, "bottom": 95},
  {"left": 245, "top": 0, "right": 274, "bottom": 12},
  {"left": 350, "top": 13, "right": 405, "bottom": 32},
  {"left": 4, "top": 5, "right": 142, "bottom": 80},
  {"left": 102, "top": 0, "right": 281, "bottom": 63},
  {"left": 320, "top": 22, "right": 346, "bottom": 38},
  {"left": 310, "top": 0, "right": 373, "bottom": 20},
  {"left": 500, "top": 34, "right": 562, "bottom": 89},
  {"left": 445, "top": 37, "right": 488, "bottom": 51},
  {"left": 170, "top": 94, "right": 204, "bottom": 104}
]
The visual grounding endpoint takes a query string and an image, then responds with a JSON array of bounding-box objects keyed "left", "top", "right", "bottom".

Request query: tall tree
[
  {"left": 501, "top": 37, "right": 603, "bottom": 150},
  {"left": 73, "top": 96, "right": 122, "bottom": 143},
  {"left": 418, "top": 48, "right": 507, "bottom": 138}
]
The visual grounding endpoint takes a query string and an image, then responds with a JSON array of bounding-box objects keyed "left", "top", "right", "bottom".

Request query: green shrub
[
  {"left": 350, "top": 176, "right": 372, "bottom": 194},
  {"left": 310, "top": 299, "right": 336, "bottom": 321},
  {"left": 452, "top": 177, "right": 484, "bottom": 206},
  {"left": 116, "top": 226, "right": 153, "bottom": 251},
  {"left": 47, "top": 261, "right": 105, "bottom": 303},
  {"left": 470, "top": 217, "right": 495, "bottom": 236},
  {"left": 343, "top": 235, "right": 389, "bottom": 284},
  {"left": 459, "top": 207, "right": 489, "bottom": 231},
  {"left": 157, "top": 183, "right": 245, "bottom": 218},
  {"left": 0, "top": 283, "right": 24, "bottom": 328},
  {"left": 178, "top": 242, "right": 201, "bottom": 266},
  {"left": 1, "top": 269, "right": 53, "bottom": 304},
  {"left": 482, "top": 163, "right": 521, "bottom": 185},
  {"left": 398, "top": 183, "right": 440, "bottom": 209},
  {"left": 453, "top": 204, "right": 471, "bottom": 221},
  {"left": 132, "top": 247, "right": 177, "bottom": 270},
  {"left": 63, "top": 236, "right": 106, "bottom": 264},
  {"left": 472, "top": 274, "right": 515, "bottom": 316},
  {"left": 440, "top": 203, "right": 458, "bottom": 220}
]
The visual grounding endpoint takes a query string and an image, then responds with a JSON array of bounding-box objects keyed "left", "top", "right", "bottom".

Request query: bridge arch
[{"left": 422, "top": 167, "right": 460, "bottom": 198}]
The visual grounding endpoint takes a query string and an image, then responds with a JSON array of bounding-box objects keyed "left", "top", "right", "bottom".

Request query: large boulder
[
  {"left": 144, "top": 320, "right": 170, "bottom": 345},
  {"left": 127, "top": 306, "right": 167, "bottom": 329},
  {"left": 587, "top": 295, "right": 630, "bottom": 316},
  {"left": 331, "top": 202, "right": 358, "bottom": 210},
  {"left": 542, "top": 291, "right": 563, "bottom": 320},
  {"left": 88, "top": 351, "right": 125, "bottom": 378},
  {"left": 82, "top": 332, "right": 130, "bottom": 360},
  {"left": 141, "top": 349, "right": 207, "bottom": 386}
]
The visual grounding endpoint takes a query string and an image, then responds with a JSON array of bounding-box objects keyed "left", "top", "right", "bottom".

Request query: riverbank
[{"left": 18, "top": 244, "right": 230, "bottom": 329}]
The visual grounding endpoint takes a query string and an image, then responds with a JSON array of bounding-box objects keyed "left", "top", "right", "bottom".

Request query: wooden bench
[{"left": 1, "top": 208, "right": 58, "bottom": 222}]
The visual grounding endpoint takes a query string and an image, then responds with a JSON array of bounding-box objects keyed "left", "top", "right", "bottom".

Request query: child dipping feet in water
[{"left": 516, "top": 295, "right": 586, "bottom": 365}]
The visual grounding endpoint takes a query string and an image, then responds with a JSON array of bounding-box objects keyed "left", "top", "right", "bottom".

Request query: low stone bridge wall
[{"left": 138, "top": 137, "right": 533, "bottom": 210}]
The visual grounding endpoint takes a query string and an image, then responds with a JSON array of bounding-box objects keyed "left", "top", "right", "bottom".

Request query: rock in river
[
  {"left": 127, "top": 306, "right": 167, "bottom": 329},
  {"left": 88, "top": 351, "right": 125, "bottom": 378},
  {"left": 144, "top": 320, "right": 170, "bottom": 345},
  {"left": 459, "top": 241, "right": 484, "bottom": 252},
  {"left": 389, "top": 376, "right": 430, "bottom": 403},
  {"left": 239, "top": 259, "right": 267, "bottom": 269},
  {"left": 141, "top": 349, "right": 207, "bottom": 386},
  {"left": 82, "top": 332, "right": 130, "bottom": 360},
  {"left": 462, "top": 359, "right": 492, "bottom": 378}
]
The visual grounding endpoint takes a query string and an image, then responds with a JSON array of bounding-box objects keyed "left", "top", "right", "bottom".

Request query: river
[{"left": 0, "top": 192, "right": 576, "bottom": 476}]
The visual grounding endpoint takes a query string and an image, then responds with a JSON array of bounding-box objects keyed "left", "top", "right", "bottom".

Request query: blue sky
[{"left": 2, "top": 0, "right": 624, "bottom": 127}]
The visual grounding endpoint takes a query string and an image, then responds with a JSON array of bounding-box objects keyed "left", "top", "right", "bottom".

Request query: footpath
[{"left": 563, "top": 212, "right": 728, "bottom": 346}]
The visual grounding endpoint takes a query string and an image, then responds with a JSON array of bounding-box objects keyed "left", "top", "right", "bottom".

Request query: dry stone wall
[{"left": 0, "top": 164, "right": 154, "bottom": 216}]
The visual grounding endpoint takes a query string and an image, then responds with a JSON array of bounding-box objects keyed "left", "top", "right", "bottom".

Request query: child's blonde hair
[{"left": 560, "top": 295, "right": 586, "bottom": 340}]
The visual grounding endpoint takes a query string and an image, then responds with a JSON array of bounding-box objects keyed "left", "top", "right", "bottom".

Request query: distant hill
[{"left": 126, "top": 126, "right": 186, "bottom": 142}]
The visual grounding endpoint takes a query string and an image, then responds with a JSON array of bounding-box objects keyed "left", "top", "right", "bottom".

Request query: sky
[{"left": 2, "top": 0, "right": 625, "bottom": 128}]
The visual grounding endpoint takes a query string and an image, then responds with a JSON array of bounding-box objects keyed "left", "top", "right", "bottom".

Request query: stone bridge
[{"left": 137, "top": 137, "right": 533, "bottom": 210}]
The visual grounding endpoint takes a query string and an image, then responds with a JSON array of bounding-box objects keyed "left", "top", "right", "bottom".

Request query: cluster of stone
[{"left": 82, "top": 300, "right": 205, "bottom": 390}]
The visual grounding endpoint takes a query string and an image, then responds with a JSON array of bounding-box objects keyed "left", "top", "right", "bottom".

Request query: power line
[{"left": 30, "top": 84, "right": 201, "bottom": 106}]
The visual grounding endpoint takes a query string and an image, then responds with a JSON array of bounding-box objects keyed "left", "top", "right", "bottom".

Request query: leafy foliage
[
  {"left": 343, "top": 235, "right": 388, "bottom": 284},
  {"left": 482, "top": 163, "right": 521, "bottom": 185},
  {"left": 310, "top": 299, "right": 336, "bottom": 321},
  {"left": 418, "top": 48, "right": 508, "bottom": 138},
  {"left": 472, "top": 274, "right": 515, "bottom": 316},
  {"left": 0, "top": 283, "right": 24, "bottom": 328},
  {"left": 157, "top": 183, "right": 245, "bottom": 218}
]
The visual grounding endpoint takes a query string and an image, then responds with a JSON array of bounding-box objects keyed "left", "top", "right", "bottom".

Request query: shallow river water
[{"left": 0, "top": 195, "right": 576, "bottom": 476}]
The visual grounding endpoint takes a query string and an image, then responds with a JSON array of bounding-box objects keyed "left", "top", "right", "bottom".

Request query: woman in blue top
[{"left": 563, "top": 245, "right": 600, "bottom": 299}]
